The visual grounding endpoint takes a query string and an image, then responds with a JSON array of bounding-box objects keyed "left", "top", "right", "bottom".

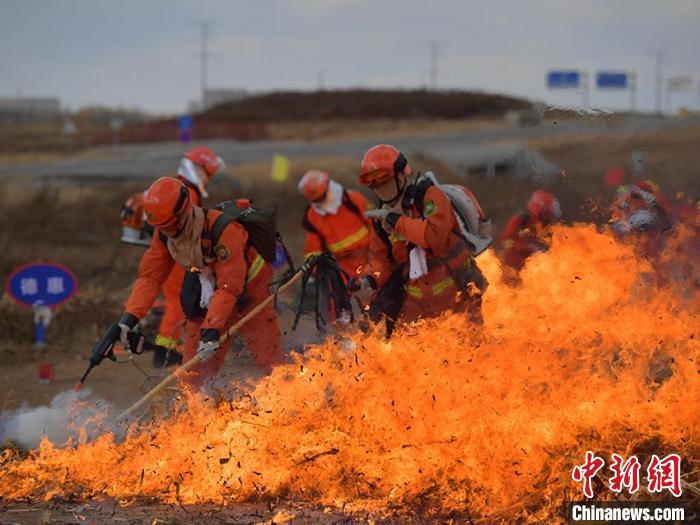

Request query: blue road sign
[
  {"left": 177, "top": 115, "right": 194, "bottom": 143},
  {"left": 547, "top": 70, "right": 581, "bottom": 89},
  {"left": 597, "top": 72, "right": 628, "bottom": 89},
  {"left": 177, "top": 115, "right": 194, "bottom": 131},
  {"left": 6, "top": 262, "right": 77, "bottom": 308}
]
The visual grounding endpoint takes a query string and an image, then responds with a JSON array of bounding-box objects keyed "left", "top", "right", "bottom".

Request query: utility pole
[
  {"left": 629, "top": 72, "right": 637, "bottom": 112},
  {"left": 654, "top": 49, "right": 664, "bottom": 114},
  {"left": 198, "top": 22, "right": 211, "bottom": 110},
  {"left": 428, "top": 41, "right": 442, "bottom": 90},
  {"left": 580, "top": 71, "right": 589, "bottom": 109}
]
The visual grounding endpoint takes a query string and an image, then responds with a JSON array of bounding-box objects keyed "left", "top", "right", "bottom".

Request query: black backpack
[
  {"left": 206, "top": 201, "right": 279, "bottom": 262},
  {"left": 180, "top": 202, "right": 289, "bottom": 321}
]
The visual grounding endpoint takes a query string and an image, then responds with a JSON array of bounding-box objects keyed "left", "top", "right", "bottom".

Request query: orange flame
[{"left": 1, "top": 224, "right": 698, "bottom": 520}]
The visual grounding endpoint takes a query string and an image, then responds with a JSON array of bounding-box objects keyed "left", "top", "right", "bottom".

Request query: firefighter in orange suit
[
  {"left": 115, "top": 177, "right": 282, "bottom": 388},
  {"left": 498, "top": 190, "right": 562, "bottom": 273},
  {"left": 120, "top": 147, "right": 225, "bottom": 356},
  {"left": 299, "top": 170, "right": 371, "bottom": 278},
  {"left": 350, "top": 144, "right": 486, "bottom": 332}
]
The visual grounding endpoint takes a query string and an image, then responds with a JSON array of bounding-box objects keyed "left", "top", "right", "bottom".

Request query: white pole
[{"left": 629, "top": 72, "right": 637, "bottom": 112}]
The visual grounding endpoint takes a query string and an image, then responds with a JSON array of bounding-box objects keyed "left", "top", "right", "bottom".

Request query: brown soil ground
[{"left": 0, "top": 499, "right": 480, "bottom": 524}]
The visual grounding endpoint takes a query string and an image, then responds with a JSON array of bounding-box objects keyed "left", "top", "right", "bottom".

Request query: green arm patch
[
  {"left": 214, "top": 243, "right": 230, "bottom": 261},
  {"left": 423, "top": 199, "right": 437, "bottom": 217}
]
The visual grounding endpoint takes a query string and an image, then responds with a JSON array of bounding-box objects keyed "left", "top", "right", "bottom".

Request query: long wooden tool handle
[{"left": 117, "top": 269, "right": 305, "bottom": 422}]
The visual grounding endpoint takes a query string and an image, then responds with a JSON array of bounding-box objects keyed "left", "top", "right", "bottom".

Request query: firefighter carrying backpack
[
  {"left": 180, "top": 200, "right": 291, "bottom": 321},
  {"left": 402, "top": 172, "right": 493, "bottom": 256},
  {"left": 208, "top": 200, "right": 280, "bottom": 262}
]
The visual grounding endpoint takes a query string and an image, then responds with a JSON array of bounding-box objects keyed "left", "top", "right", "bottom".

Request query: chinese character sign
[
  {"left": 572, "top": 451, "right": 683, "bottom": 499},
  {"left": 572, "top": 451, "right": 606, "bottom": 499},
  {"left": 6, "top": 263, "right": 77, "bottom": 308}
]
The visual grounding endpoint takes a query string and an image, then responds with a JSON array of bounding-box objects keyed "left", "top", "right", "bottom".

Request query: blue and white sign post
[
  {"left": 177, "top": 115, "right": 194, "bottom": 143},
  {"left": 596, "top": 71, "right": 636, "bottom": 111},
  {"left": 546, "top": 70, "right": 589, "bottom": 108},
  {"left": 5, "top": 263, "right": 77, "bottom": 347}
]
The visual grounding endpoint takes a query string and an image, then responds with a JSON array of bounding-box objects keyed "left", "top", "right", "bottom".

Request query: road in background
[{"left": 0, "top": 114, "right": 694, "bottom": 182}]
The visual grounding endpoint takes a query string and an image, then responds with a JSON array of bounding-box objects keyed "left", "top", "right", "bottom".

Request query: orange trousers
[
  {"left": 158, "top": 265, "right": 187, "bottom": 343},
  {"left": 180, "top": 276, "right": 283, "bottom": 388}
]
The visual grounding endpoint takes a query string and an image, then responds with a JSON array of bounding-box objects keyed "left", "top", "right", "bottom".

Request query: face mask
[
  {"left": 311, "top": 180, "right": 343, "bottom": 215},
  {"left": 177, "top": 158, "right": 209, "bottom": 198}
]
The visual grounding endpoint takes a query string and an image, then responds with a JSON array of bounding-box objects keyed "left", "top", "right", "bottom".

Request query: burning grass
[{"left": 0, "top": 224, "right": 697, "bottom": 521}]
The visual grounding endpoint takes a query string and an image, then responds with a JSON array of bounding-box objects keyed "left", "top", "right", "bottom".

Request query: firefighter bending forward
[
  {"left": 120, "top": 177, "right": 283, "bottom": 387},
  {"left": 119, "top": 146, "right": 226, "bottom": 355},
  {"left": 351, "top": 144, "right": 487, "bottom": 329}
]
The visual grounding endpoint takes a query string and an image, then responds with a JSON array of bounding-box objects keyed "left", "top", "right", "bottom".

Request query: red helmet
[
  {"left": 604, "top": 166, "right": 625, "bottom": 188},
  {"left": 527, "top": 190, "right": 561, "bottom": 220},
  {"left": 298, "top": 170, "right": 330, "bottom": 201},
  {"left": 359, "top": 144, "right": 411, "bottom": 187},
  {"left": 184, "top": 146, "right": 224, "bottom": 177},
  {"left": 143, "top": 177, "right": 192, "bottom": 230}
]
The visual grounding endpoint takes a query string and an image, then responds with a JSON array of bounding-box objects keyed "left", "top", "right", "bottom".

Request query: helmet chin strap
[
  {"left": 170, "top": 208, "right": 193, "bottom": 238},
  {"left": 377, "top": 176, "right": 406, "bottom": 208}
]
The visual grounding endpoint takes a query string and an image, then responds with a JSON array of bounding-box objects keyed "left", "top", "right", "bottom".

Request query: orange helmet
[
  {"left": 143, "top": 177, "right": 192, "bottom": 230},
  {"left": 527, "top": 190, "right": 561, "bottom": 220},
  {"left": 184, "top": 146, "right": 224, "bottom": 177},
  {"left": 298, "top": 170, "right": 330, "bottom": 201},
  {"left": 359, "top": 144, "right": 411, "bottom": 187}
]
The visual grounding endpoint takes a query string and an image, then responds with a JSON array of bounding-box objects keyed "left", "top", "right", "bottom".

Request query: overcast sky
[{"left": 1, "top": 0, "right": 699, "bottom": 114}]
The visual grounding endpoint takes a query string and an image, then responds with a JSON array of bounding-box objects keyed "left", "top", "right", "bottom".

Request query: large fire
[{"left": 1, "top": 224, "right": 698, "bottom": 520}]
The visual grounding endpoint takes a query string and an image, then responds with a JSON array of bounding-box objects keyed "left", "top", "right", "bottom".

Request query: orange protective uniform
[
  {"left": 302, "top": 190, "right": 371, "bottom": 278},
  {"left": 498, "top": 212, "right": 550, "bottom": 271},
  {"left": 364, "top": 186, "right": 485, "bottom": 324},
  {"left": 156, "top": 184, "right": 201, "bottom": 348},
  {"left": 125, "top": 209, "right": 282, "bottom": 385}
]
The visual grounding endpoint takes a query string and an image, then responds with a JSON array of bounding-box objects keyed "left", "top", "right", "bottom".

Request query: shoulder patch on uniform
[
  {"left": 424, "top": 200, "right": 437, "bottom": 216},
  {"left": 214, "top": 243, "right": 230, "bottom": 261}
]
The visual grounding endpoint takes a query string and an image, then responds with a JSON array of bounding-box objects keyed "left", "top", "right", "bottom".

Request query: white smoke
[{"left": 0, "top": 389, "right": 123, "bottom": 450}]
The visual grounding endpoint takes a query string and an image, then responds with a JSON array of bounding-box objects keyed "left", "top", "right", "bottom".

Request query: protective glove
[
  {"left": 197, "top": 328, "right": 220, "bottom": 364},
  {"left": 364, "top": 209, "right": 401, "bottom": 228},
  {"left": 117, "top": 313, "right": 145, "bottom": 354}
]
